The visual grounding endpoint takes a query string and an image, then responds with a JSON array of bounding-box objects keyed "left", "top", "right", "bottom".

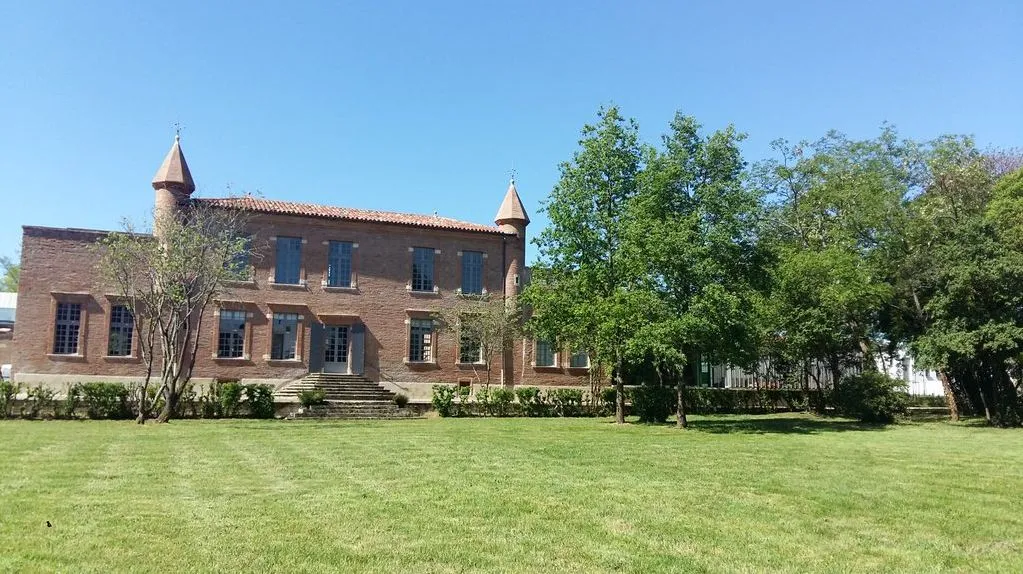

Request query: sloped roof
[
  {"left": 197, "top": 197, "right": 511, "bottom": 235},
  {"left": 152, "top": 135, "right": 195, "bottom": 193},
  {"left": 494, "top": 179, "right": 529, "bottom": 224}
]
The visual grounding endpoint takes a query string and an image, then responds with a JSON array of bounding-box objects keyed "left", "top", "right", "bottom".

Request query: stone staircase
[{"left": 276, "top": 373, "right": 397, "bottom": 402}]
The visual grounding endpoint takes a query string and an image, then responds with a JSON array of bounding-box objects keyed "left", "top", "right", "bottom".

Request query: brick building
[{"left": 12, "top": 137, "right": 587, "bottom": 399}]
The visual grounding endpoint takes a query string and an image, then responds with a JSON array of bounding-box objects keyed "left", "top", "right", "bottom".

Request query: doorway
[{"left": 323, "top": 325, "right": 350, "bottom": 373}]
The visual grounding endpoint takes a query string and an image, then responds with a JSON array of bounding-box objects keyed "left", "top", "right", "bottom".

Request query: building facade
[{"left": 12, "top": 137, "right": 587, "bottom": 399}]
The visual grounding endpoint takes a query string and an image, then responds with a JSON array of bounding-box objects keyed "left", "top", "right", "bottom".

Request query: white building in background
[{"left": 876, "top": 350, "right": 945, "bottom": 396}]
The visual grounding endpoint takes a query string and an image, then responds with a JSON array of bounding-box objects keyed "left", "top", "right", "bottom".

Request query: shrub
[
  {"left": 298, "top": 389, "right": 327, "bottom": 408},
  {"left": 547, "top": 388, "right": 584, "bottom": 417},
  {"left": 599, "top": 387, "right": 618, "bottom": 417},
  {"left": 833, "top": 372, "right": 908, "bottom": 423},
  {"left": 59, "top": 383, "right": 83, "bottom": 419},
  {"left": 456, "top": 384, "right": 472, "bottom": 416},
  {"left": 25, "top": 384, "right": 56, "bottom": 419},
  {"left": 220, "top": 381, "right": 244, "bottom": 417},
  {"left": 491, "top": 388, "right": 515, "bottom": 416},
  {"left": 632, "top": 385, "right": 674, "bottom": 423},
  {"left": 243, "top": 384, "right": 275, "bottom": 419},
  {"left": 80, "top": 383, "right": 131, "bottom": 419},
  {"left": 0, "top": 380, "right": 18, "bottom": 418},
  {"left": 474, "top": 386, "right": 493, "bottom": 416},
  {"left": 432, "top": 385, "right": 456, "bottom": 417},
  {"left": 515, "top": 386, "right": 545, "bottom": 417},
  {"left": 393, "top": 392, "right": 409, "bottom": 408}
]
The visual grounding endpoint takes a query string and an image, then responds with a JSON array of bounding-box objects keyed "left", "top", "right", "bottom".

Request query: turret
[
  {"left": 495, "top": 178, "right": 529, "bottom": 385},
  {"left": 152, "top": 134, "right": 195, "bottom": 238}
]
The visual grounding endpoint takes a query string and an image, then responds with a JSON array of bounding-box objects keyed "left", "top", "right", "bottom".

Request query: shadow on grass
[{"left": 685, "top": 415, "right": 887, "bottom": 435}]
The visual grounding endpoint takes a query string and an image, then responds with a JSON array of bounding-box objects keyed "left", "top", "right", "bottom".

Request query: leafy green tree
[
  {"left": 522, "top": 106, "right": 655, "bottom": 424},
  {"left": 0, "top": 255, "right": 18, "bottom": 292}
]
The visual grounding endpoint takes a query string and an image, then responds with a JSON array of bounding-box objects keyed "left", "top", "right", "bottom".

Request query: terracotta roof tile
[{"left": 197, "top": 196, "right": 511, "bottom": 235}]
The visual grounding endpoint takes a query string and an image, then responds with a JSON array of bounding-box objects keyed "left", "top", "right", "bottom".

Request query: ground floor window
[
  {"left": 570, "top": 349, "right": 589, "bottom": 368},
  {"left": 53, "top": 302, "right": 82, "bottom": 355},
  {"left": 409, "top": 318, "right": 434, "bottom": 362},
  {"left": 271, "top": 313, "right": 299, "bottom": 360},
  {"left": 218, "top": 310, "right": 247, "bottom": 358},
  {"left": 107, "top": 305, "right": 134, "bottom": 356},
  {"left": 459, "top": 323, "right": 483, "bottom": 364},
  {"left": 535, "top": 339, "right": 556, "bottom": 367}
]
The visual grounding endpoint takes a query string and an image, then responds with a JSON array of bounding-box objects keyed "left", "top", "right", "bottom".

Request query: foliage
[
  {"left": 0, "top": 380, "right": 17, "bottom": 418},
  {"left": 490, "top": 388, "right": 515, "bottom": 416},
  {"left": 298, "top": 389, "right": 327, "bottom": 408},
  {"left": 832, "top": 372, "right": 908, "bottom": 424},
  {"left": 97, "top": 201, "right": 254, "bottom": 423},
  {"left": 599, "top": 386, "right": 617, "bottom": 417},
  {"left": 243, "top": 384, "right": 275, "bottom": 419},
  {"left": 80, "top": 383, "right": 131, "bottom": 419},
  {"left": 631, "top": 385, "right": 674, "bottom": 423},
  {"left": 60, "top": 383, "right": 83, "bottom": 419},
  {"left": 515, "top": 386, "right": 545, "bottom": 417},
  {"left": 220, "top": 381, "right": 245, "bottom": 417},
  {"left": 456, "top": 385, "right": 472, "bottom": 417},
  {"left": 546, "top": 388, "right": 584, "bottom": 417},
  {"left": 24, "top": 385, "right": 56, "bottom": 419},
  {"left": 431, "top": 385, "right": 456, "bottom": 417},
  {"left": 0, "top": 255, "right": 17, "bottom": 292},
  {"left": 433, "top": 295, "right": 522, "bottom": 387},
  {"left": 393, "top": 392, "right": 409, "bottom": 408}
]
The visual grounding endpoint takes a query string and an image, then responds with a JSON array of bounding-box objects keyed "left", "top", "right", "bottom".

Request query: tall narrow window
[
  {"left": 218, "top": 310, "right": 246, "bottom": 359},
  {"left": 53, "top": 302, "right": 82, "bottom": 355},
  {"left": 570, "top": 349, "right": 589, "bottom": 368},
  {"left": 409, "top": 318, "right": 434, "bottom": 362},
  {"left": 107, "top": 305, "right": 134, "bottom": 356},
  {"left": 458, "top": 316, "right": 482, "bottom": 363},
  {"left": 535, "top": 339, "right": 556, "bottom": 367},
  {"left": 461, "top": 251, "right": 484, "bottom": 294},
  {"left": 271, "top": 313, "right": 300, "bottom": 360},
  {"left": 327, "top": 241, "right": 353, "bottom": 288},
  {"left": 274, "top": 236, "right": 302, "bottom": 284},
  {"left": 411, "top": 247, "right": 434, "bottom": 292}
]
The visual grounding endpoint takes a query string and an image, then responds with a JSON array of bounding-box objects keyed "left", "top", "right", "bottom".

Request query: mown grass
[{"left": 0, "top": 414, "right": 1020, "bottom": 573}]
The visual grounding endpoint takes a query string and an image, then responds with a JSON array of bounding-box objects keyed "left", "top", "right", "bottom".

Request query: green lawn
[{"left": 0, "top": 415, "right": 1021, "bottom": 573}]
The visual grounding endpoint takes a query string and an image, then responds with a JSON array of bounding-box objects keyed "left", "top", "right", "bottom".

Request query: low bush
[
  {"left": 632, "top": 385, "right": 674, "bottom": 423},
  {"left": 599, "top": 387, "right": 617, "bottom": 417},
  {"left": 432, "top": 385, "right": 456, "bottom": 417},
  {"left": 905, "top": 394, "right": 949, "bottom": 408},
  {"left": 393, "top": 392, "right": 409, "bottom": 408},
  {"left": 456, "top": 385, "right": 472, "bottom": 417},
  {"left": 298, "top": 389, "right": 327, "bottom": 408},
  {"left": 243, "top": 384, "right": 275, "bottom": 419},
  {"left": 547, "top": 388, "right": 584, "bottom": 417},
  {"left": 220, "top": 381, "right": 245, "bottom": 417},
  {"left": 515, "top": 386, "right": 545, "bottom": 417},
  {"left": 833, "top": 372, "right": 908, "bottom": 423},
  {"left": 80, "top": 383, "right": 131, "bottom": 419},
  {"left": 490, "top": 388, "right": 515, "bottom": 416},
  {"left": 474, "top": 386, "right": 492, "bottom": 416},
  {"left": 60, "top": 383, "right": 83, "bottom": 419},
  {"left": 0, "top": 380, "right": 18, "bottom": 418},
  {"left": 25, "top": 384, "right": 57, "bottom": 419}
]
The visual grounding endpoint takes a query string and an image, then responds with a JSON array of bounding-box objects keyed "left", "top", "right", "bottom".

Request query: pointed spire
[
  {"left": 151, "top": 134, "right": 195, "bottom": 194},
  {"left": 494, "top": 177, "right": 530, "bottom": 226}
]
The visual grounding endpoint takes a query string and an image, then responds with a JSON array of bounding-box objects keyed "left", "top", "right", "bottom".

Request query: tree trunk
[
  {"left": 676, "top": 378, "right": 688, "bottom": 429},
  {"left": 614, "top": 359, "right": 625, "bottom": 424},
  {"left": 156, "top": 387, "right": 178, "bottom": 423},
  {"left": 938, "top": 369, "right": 960, "bottom": 422}
]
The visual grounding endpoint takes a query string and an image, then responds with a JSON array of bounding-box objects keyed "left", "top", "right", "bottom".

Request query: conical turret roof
[
  {"left": 151, "top": 135, "right": 195, "bottom": 193},
  {"left": 494, "top": 178, "right": 529, "bottom": 225}
]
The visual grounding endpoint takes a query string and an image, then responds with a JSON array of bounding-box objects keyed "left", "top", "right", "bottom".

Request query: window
[
  {"left": 461, "top": 251, "right": 484, "bottom": 294},
  {"left": 227, "top": 236, "right": 253, "bottom": 280},
  {"left": 327, "top": 241, "right": 353, "bottom": 288},
  {"left": 570, "top": 349, "right": 589, "bottom": 368},
  {"left": 53, "top": 302, "right": 82, "bottom": 355},
  {"left": 409, "top": 318, "right": 434, "bottom": 362},
  {"left": 217, "top": 310, "right": 246, "bottom": 358},
  {"left": 274, "top": 236, "right": 302, "bottom": 284},
  {"left": 271, "top": 313, "right": 300, "bottom": 360},
  {"left": 411, "top": 247, "right": 434, "bottom": 292},
  {"left": 535, "top": 339, "right": 556, "bottom": 367},
  {"left": 458, "top": 317, "right": 483, "bottom": 364},
  {"left": 107, "top": 305, "right": 134, "bottom": 356}
]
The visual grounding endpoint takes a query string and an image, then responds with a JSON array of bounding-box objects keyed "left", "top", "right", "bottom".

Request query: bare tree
[
  {"left": 98, "top": 202, "right": 253, "bottom": 423},
  {"left": 434, "top": 294, "right": 522, "bottom": 388}
]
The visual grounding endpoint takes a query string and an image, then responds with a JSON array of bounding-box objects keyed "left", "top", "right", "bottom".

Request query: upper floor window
[
  {"left": 53, "top": 302, "right": 82, "bottom": 355},
  {"left": 327, "top": 241, "right": 353, "bottom": 288},
  {"left": 409, "top": 318, "right": 434, "bottom": 362},
  {"left": 461, "top": 251, "right": 484, "bottom": 294},
  {"left": 218, "top": 310, "right": 246, "bottom": 359},
  {"left": 535, "top": 339, "right": 556, "bottom": 367},
  {"left": 107, "top": 305, "right": 134, "bottom": 357},
  {"left": 570, "top": 349, "right": 589, "bottom": 368},
  {"left": 271, "top": 312, "right": 300, "bottom": 360},
  {"left": 411, "top": 247, "right": 434, "bottom": 292},
  {"left": 274, "top": 237, "right": 302, "bottom": 285}
]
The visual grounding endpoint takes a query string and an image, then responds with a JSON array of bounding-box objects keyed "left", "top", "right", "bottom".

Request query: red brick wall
[{"left": 13, "top": 217, "right": 590, "bottom": 388}]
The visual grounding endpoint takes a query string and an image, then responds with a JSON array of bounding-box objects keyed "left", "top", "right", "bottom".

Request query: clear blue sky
[{"left": 2, "top": 0, "right": 1021, "bottom": 263}]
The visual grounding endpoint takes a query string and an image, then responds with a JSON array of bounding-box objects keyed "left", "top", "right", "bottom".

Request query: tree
[
  {"left": 0, "top": 255, "right": 18, "bottom": 292},
  {"left": 629, "top": 113, "right": 765, "bottom": 428},
  {"left": 98, "top": 202, "right": 253, "bottom": 423},
  {"left": 433, "top": 294, "right": 521, "bottom": 387},
  {"left": 522, "top": 106, "right": 654, "bottom": 424}
]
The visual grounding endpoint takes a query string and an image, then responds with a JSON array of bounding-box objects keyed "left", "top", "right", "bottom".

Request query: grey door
[
  {"left": 350, "top": 322, "right": 365, "bottom": 375},
  {"left": 308, "top": 322, "right": 324, "bottom": 373},
  {"left": 323, "top": 325, "right": 349, "bottom": 373}
]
